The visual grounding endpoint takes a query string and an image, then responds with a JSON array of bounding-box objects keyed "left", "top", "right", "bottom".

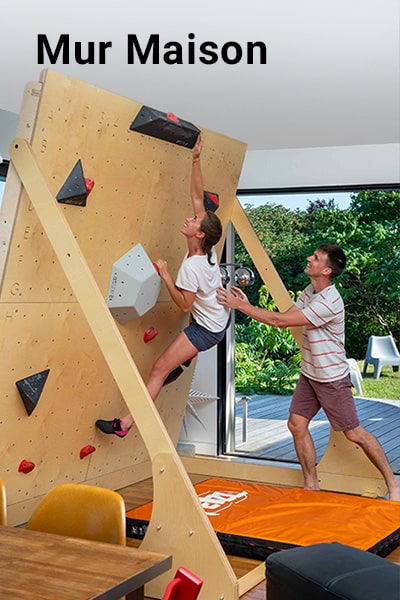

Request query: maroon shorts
[{"left": 289, "top": 373, "right": 360, "bottom": 431}]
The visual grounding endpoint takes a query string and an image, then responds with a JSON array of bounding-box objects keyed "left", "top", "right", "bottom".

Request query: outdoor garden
[{"left": 234, "top": 189, "right": 400, "bottom": 401}]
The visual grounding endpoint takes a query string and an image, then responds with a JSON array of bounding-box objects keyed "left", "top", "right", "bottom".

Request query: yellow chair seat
[{"left": 26, "top": 483, "right": 126, "bottom": 545}]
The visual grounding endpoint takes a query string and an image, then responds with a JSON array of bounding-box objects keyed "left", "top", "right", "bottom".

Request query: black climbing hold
[
  {"left": 56, "top": 160, "right": 88, "bottom": 206},
  {"left": 162, "top": 366, "right": 184, "bottom": 387},
  {"left": 16, "top": 369, "right": 50, "bottom": 415},
  {"left": 204, "top": 191, "right": 219, "bottom": 212},
  {"left": 130, "top": 106, "right": 200, "bottom": 149}
]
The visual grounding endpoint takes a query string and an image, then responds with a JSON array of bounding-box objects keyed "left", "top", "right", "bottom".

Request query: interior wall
[
  {"left": 0, "top": 69, "right": 246, "bottom": 524},
  {"left": 238, "top": 143, "right": 400, "bottom": 189},
  {"left": 178, "top": 345, "right": 219, "bottom": 455},
  {"left": 0, "top": 109, "right": 18, "bottom": 162}
]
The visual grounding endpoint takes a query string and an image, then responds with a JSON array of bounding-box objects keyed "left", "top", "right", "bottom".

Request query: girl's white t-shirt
[{"left": 175, "top": 248, "right": 230, "bottom": 332}]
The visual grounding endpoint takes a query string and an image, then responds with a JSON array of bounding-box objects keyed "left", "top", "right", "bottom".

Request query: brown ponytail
[{"left": 199, "top": 211, "right": 223, "bottom": 265}]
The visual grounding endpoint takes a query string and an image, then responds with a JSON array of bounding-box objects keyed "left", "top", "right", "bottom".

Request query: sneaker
[{"left": 95, "top": 418, "right": 130, "bottom": 438}]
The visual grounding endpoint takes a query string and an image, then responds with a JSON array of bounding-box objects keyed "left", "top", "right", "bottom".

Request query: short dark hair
[{"left": 318, "top": 244, "right": 347, "bottom": 278}]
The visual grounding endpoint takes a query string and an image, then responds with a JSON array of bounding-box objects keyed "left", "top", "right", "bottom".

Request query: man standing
[{"left": 217, "top": 244, "right": 400, "bottom": 501}]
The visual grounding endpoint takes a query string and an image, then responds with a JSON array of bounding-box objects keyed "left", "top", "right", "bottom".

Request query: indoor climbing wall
[{"left": 0, "top": 69, "right": 247, "bottom": 525}]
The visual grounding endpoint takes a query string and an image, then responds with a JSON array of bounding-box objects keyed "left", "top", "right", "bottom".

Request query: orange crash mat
[{"left": 126, "top": 478, "right": 400, "bottom": 560}]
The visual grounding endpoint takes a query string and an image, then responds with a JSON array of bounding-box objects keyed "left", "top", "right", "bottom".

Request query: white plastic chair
[{"left": 362, "top": 335, "right": 400, "bottom": 379}]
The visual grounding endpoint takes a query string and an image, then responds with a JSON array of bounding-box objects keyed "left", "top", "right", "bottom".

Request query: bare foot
[
  {"left": 388, "top": 481, "right": 400, "bottom": 502},
  {"left": 303, "top": 476, "right": 320, "bottom": 491}
]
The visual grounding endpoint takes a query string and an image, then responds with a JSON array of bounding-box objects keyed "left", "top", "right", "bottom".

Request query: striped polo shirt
[{"left": 295, "top": 283, "right": 349, "bottom": 382}]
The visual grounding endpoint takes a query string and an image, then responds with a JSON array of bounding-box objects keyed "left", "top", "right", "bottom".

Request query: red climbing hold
[
  {"left": 85, "top": 178, "right": 95, "bottom": 195},
  {"left": 166, "top": 112, "right": 179, "bottom": 123},
  {"left": 18, "top": 459, "right": 35, "bottom": 474},
  {"left": 152, "top": 262, "right": 160, "bottom": 274},
  {"left": 203, "top": 191, "right": 219, "bottom": 212},
  {"left": 144, "top": 327, "right": 158, "bottom": 343},
  {"left": 79, "top": 445, "right": 96, "bottom": 459}
]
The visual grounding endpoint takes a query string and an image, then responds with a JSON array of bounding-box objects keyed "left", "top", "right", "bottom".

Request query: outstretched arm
[
  {"left": 216, "top": 286, "right": 310, "bottom": 328},
  {"left": 191, "top": 133, "right": 206, "bottom": 218}
]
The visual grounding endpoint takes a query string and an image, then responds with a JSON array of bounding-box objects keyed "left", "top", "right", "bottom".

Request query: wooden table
[{"left": 0, "top": 525, "right": 172, "bottom": 599}]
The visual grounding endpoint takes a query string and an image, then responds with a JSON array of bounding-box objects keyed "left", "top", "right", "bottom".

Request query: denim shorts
[{"left": 184, "top": 316, "right": 230, "bottom": 352}]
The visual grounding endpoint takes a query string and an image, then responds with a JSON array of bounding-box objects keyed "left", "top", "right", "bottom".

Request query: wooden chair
[
  {"left": 0, "top": 477, "right": 7, "bottom": 525},
  {"left": 26, "top": 483, "right": 126, "bottom": 545},
  {"left": 161, "top": 566, "right": 203, "bottom": 600}
]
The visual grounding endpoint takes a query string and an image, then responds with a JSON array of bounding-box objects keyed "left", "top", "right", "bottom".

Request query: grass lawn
[{"left": 357, "top": 361, "right": 400, "bottom": 401}]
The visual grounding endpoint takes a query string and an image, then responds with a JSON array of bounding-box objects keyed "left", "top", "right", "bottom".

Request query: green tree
[
  {"left": 302, "top": 191, "right": 400, "bottom": 356},
  {"left": 234, "top": 190, "right": 399, "bottom": 365},
  {"left": 235, "top": 287, "right": 301, "bottom": 394}
]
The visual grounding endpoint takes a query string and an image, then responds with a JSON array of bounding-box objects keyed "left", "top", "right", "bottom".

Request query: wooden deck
[{"left": 234, "top": 395, "right": 400, "bottom": 474}]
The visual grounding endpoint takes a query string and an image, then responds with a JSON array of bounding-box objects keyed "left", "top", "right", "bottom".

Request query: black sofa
[{"left": 266, "top": 542, "right": 400, "bottom": 600}]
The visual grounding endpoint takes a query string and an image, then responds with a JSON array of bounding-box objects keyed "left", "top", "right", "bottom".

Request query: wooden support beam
[
  {"left": 0, "top": 81, "right": 41, "bottom": 289},
  {"left": 231, "top": 198, "right": 302, "bottom": 346},
  {"left": 317, "top": 430, "right": 387, "bottom": 497}
]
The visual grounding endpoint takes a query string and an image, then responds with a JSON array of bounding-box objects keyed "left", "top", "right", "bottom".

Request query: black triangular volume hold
[
  {"left": 56, "top": 159, "right": 87, "bottom": 206},
  {"left": 130, "top": 106, "right": 200, "bottom": 149},
  {"left": 204, "top": 191, "right": 219, "bottom": 212},
  {"left": 162, "top": 366, "right": 184, "bottom": 387},
  {"left": 16, "top": 369, "right": 50, "bottom": 416}
]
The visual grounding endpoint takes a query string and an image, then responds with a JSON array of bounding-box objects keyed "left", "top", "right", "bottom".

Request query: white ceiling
[{"left": 1, "top": 0, "right": 399, "bottom": 151}]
